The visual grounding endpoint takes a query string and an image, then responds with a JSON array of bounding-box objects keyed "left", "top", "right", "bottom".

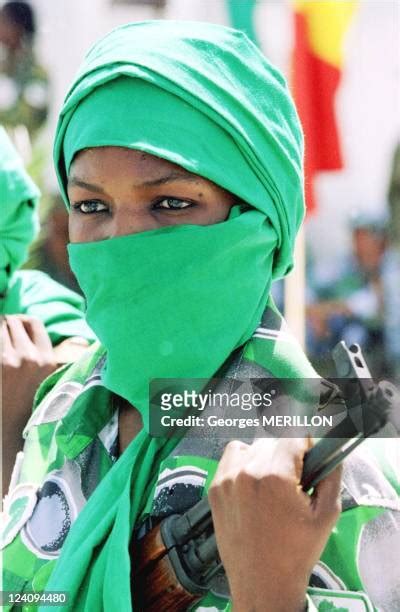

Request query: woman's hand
[
  {"left": 208, "top": 437, "right": 342, "bottom": 612},
  {"left": 2, "top": 315, "right": 57, "bottom": 492}
]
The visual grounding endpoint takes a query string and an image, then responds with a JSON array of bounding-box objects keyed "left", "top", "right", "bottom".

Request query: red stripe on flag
[{"left": 292, "top": 12, "right": 343, "bottom": 213}]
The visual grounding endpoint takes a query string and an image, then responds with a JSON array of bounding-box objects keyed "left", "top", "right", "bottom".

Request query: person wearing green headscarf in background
[
  {"left": 0, "top": 126, "right": 96, "bottom": 491},
  {"left": 1, "top": 21, "right": 399, "bottom": 612}
]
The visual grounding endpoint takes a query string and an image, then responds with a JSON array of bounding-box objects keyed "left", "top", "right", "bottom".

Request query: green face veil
[
  {"left": 43, "top": 20, "right": 306, "bottom": 610},
  {"left": 0, "top": 127, "right": 40, "bottom": 295},
  {"left": 54, "top": 20, "right": 305, "bottom": 419}
]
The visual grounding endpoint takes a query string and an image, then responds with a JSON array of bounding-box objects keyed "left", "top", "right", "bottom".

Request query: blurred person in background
[
  {"left": 1, "top": 126, "right": 96, "bottom": 492},
  {"left": 383, "top": 142, "right": 400, "bottom": 380},
  {"left": 32, "top": 193, "right": 83, "bottom": 293},
  {"left": 307, "top": 212, "right": 388, "bottom": 375},
  {"left": 0, "top": 1, "right": 49, "bottom": 143}
]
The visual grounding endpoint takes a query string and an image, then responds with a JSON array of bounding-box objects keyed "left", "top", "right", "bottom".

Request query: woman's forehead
[
  {"left": 71, "top": 147, "right": 184, "bottom": 170},
  {"left": 67, "top": 146, "right": 231, "bottom": 198},
  {"left": 69, "top": 146, "right": 199, "bottom": 182}
]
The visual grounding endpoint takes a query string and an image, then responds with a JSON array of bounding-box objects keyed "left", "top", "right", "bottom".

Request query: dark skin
[{"left": 68, "top": 146, "right": 342, "bottom": 612}]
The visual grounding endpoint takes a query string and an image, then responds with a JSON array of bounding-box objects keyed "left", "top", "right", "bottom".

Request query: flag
[
  {"left": 226, "top": 0, "right": 259, "bottom": 46},
  {"left": 292, "top": 1, "right": 357, "bottom": 213}
]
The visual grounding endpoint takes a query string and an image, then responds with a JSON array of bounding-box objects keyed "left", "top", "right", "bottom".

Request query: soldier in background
[
  {"left": 307, "top": 213, "right": 388, "bottom": 376},
  {"left": 0, "top": 1, "right": 49, "bottom": 141},
  {"left": 383, "top": 142, "right": 400, "bottom": 380}
]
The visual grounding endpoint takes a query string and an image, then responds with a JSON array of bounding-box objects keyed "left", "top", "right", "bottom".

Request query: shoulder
[{"left": 243, "top": 302, "right": 318, "bottom": 378}]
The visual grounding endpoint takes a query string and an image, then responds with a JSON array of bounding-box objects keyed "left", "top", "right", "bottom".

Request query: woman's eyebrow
[
  {"left": 138, "top": 171, "right": 200, "bottom": 187},
  {"left": 68, "top": 172, "right": 201, "bottom": 192},
  {"left": 68, "top": 177, "right": 106, "bottom": 193}
]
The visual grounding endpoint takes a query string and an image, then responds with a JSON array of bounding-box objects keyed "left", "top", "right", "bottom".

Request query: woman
[{"left": 2, "top": 20, "right": 399, "bottom": 612}]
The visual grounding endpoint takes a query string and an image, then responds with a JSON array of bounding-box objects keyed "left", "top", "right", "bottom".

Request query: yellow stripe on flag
[{"left": 294, "top": 1, "right": 357, "bottom": 67}]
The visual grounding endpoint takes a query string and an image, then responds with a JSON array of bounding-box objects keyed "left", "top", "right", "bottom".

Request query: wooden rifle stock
[
  {"left": 133, "top": 523, "right": 200, "bottom": 612},
  {"left": 132, "top": 342, "right": 396, "bottom": 611}
]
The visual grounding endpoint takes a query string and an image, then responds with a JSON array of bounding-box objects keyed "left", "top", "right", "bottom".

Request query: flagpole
[{"left": 284, "top": 223, "right": 306, "bottom": 348}]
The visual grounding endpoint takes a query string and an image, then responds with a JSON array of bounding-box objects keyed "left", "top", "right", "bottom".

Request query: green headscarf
[
  {"left": 54, "top": 19, "right": 304, "bottom": 278},
  {"left": 43, "top": 20, "right": 305, "bottom": 610},
  {"left": 0, "top": 126, "right": 40, "bottom": 295}
]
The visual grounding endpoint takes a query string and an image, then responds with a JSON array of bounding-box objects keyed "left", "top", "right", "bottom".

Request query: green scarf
[
  {"left": 68, "top": 208, "right": 277, "bottom": 425},
  {"left": 0, "top": 127, "right": 40, "bottom": 295},
  {"left": 45, "top": 20, "right": 305, "bottom": 611}
]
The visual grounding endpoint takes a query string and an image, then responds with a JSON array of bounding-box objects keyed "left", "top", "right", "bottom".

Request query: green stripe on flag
[{"left": 226, "top": 0, "right": 259, "bottom": 46}]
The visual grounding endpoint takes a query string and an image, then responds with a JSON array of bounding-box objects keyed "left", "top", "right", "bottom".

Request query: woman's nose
[{"left": 107, "top": 209, "right": 158, "bottom": 238}]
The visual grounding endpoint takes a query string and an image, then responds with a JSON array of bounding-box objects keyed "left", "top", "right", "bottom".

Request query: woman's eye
[
  {"left": 155, "top": 198, "right": 193, "bottom": 211},
  {"left": 72, "top": 200, "right": 108, "bottom": 214}
]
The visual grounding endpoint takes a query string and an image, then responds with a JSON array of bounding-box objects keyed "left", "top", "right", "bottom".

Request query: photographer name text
[{"left": 159, "top": 414, "right": 332, "bottom": 429}]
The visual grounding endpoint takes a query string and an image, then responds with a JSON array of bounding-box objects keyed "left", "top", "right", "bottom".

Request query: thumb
[{"left": 312, "top": 464, "right": 342, "bottom": 524}]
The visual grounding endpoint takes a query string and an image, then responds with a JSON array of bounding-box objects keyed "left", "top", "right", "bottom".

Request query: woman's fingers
[
  {"left": 5, "top": 315, "right": 35, "bottom": 352},
  {"left": 211, "top": 437, "right": 310, "bottom": 490},
  {"left": 4, "top": 315, "right": 55, "bottom": 365},
  {"left": 1, "top": 317, "right": 14, "bottom": 355},
  {"left": 265, "top": 436, "right": 312, "bottom": 480},
  {"left": 210, "top": 439, "right": 250, "bottom": 484},
  {"left": 18, "top": 315, "right": 54, "bottom": 356},
  {"left": 312, "top": 463, "right": 343, "bottom": 522}
]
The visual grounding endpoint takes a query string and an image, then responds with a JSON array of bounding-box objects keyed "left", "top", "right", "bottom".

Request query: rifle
[{"left": 132, "top": 342, "right": 398, "bottom": 611}]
